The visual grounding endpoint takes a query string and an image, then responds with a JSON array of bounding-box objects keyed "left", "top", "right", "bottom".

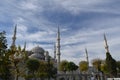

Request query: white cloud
[
  {"left": 20, "top": 0, "right": 38, "bottom": 10},
  {"left": 53, "top": 0, "right": 115, "bottom": 15}
]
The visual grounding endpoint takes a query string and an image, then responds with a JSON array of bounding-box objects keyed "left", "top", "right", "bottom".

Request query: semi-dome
[{"left": 31, "top": 46, "right": 45, "bottom": 54}]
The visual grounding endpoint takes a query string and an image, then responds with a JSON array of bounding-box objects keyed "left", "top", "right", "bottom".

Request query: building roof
[
  {"left": 29, "top": 53, "right": 45, "bottom": 60},
  {"left": 29, "top": 46, "right": 45, "bottom": 60},
  {"left": 31, "top": 46, "right": 45, "bottom": 54}
]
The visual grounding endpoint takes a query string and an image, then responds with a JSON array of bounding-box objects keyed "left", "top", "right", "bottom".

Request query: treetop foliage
[
  {"left": 59, "top": 60, "right": 78, "bottom": 72},
  {"left": 106, "top": 52, "right": 117, "bottom": 77},
  {"left": 79, "top": 61, "right": 88, "bottom": 72}
]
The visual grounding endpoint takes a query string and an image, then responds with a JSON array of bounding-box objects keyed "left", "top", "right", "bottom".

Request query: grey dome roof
[
  {"left": 31, "top": 46, "right": 45, "bottom": 54},
  {"left": 29, "top": 53, "right": 45, "bottom": 60}
]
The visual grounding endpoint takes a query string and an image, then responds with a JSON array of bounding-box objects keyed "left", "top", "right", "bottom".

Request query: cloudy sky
[{"left": 0, "top": 0, "right": 120, "bottom": 65}]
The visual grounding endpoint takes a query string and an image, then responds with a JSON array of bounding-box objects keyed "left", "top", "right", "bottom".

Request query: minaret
[
  {"left": 85, "top": 48, "right": 89, "bottom": 67},
  {"left": 104, "top": 34, "right": 109, "bottom": 53},
  {"left": 23, "top": 42, "right": 26, "bottom": 51},
  {"left": 11, "top": 25, "right": 17, "bottom": 48},
  {"left": 54, "top": 43, "right": 56, "bottom": 59},
  {"left": 56, "top": 27, "right": 61, "bottom": 66}
]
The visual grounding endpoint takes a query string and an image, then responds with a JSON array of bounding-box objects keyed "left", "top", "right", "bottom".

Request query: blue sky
[{"left": 0, "top": 0, "right": 120, "bottom": 65}]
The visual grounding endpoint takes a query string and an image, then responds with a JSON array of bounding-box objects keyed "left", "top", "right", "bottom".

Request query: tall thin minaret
[
  {"left": 23, "top": 42, "right": 26, "bottom": 51},
  {"left": 85, "top": 48, "right": 89, "bottom": 67},
  {"left": 56, "top": 27, "right": 61, "bottom": 66},
  {"left": 54, "top": 43, "right": 56, "bottom": 59},
  {"left": 104, "top": 33, "right": 109, "bottom": 53},
  {"left": 11, "top": 25, "right": 17, "bottom": 48}
]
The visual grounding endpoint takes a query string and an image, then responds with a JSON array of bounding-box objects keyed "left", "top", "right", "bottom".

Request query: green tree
[
  {"left": 37, "top": 61, "right": 47, "bottom": 78},
  {"left": 59, "top": 60, "right": 68, "bottom": 72},
  {"left": 66, "top": 62, "right": 78, "bottom": 72},
  {"left": 92, "top": 58, "right": 102, "bottom": 71},
  {"left": 0, "top": 31, "right": 7, "bottom": 55},
  {"left": 59, "top": 60, "right": 78, "bottom": 72},
  {"left": 26, "top": 59, "right": 40, "bottom": 79},
  {"left": 0, "top": 31, "right": 11, "bottom": 80},
  {"left": 79, "top": 61, "right": 88, "bottom": 72},
  {"left": 9, "top": 45, "right": 28, "bottom": 80},
  {"left": 37, "top": 61, "right": 48, "bottom": 79},
  {"left": 34, "top": 60, "right": 57, "bottom": 80},
  {"left": 46, "top": 57, "right": 57, "bottom": 80},
  {"left": 106, "top": 52, "right": 117, "bottom": 77},
  {"left": 101, "top": 62, "right": 109, "bottom": 74}
]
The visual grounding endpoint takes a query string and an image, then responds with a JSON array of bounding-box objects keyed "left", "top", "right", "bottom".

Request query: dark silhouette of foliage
[
  {"left": 0, "top": 31, "right": 12, "bottom": 80},
  {"left": 59, "top": 60, "right": 78, "bottom": 72},
  {"left": 66, "top": 62, "right": 78, "bottom": 72},
  {"left": 116, "top": 61, "right": 120, "bottom": 73},
  {"left": 106, "top": 52, "right": 117, "bottom": 77},
  {"left": 26, "top": 59, "right": 40, "bottom": 73}
]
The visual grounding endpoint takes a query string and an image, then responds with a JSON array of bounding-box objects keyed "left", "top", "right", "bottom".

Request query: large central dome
[
  {"left": 29, "top": 46, "right": 45, "bottom": 60},
  {"left": 31, "top": 46, "right": 45, "bottom": 54}
]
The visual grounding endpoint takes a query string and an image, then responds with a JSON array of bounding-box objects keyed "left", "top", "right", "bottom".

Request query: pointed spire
[
  {"left": 56, "top": 26, "right": 61, "bottom": 68},
  {"left": 54, "top": 43, "right": 56, "bottom": 59},
  {"left": 57, "top": 26, "right": 60, "bottom": 41},
  {"left": 104, "top": 33, "right": 109, "bottom": 53},
  {"left": 85, "top": 48, "right": 89, "bottom": 67},
  {"left": 11, "top": 24, "right": 17, "bottom": 48},
  {"left": 23, "top": 42, "right": 26, "bottom": 51}
]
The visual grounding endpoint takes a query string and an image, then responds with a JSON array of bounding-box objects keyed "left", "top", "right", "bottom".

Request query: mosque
[
  {"left": 11, "top": 25, "right": 61, "bottom": 69},
  {"left": 11, "top": 25, "right": 110, "bottom": 70},
  {"left": 29, "top": 27, "right": 61, "bottom": 67},
  {"left": 10, "top": 25, "right": 111, "bottom": 80}
]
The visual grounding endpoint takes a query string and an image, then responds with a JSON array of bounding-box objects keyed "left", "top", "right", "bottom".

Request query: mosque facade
[{"left": 11, "top": 25, "right": 61, "bottom": 69}]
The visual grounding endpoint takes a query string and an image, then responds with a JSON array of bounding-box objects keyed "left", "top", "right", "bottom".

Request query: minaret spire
[
  {"left": 56, "top": 26, "right": 61, "bottom": 66},
  {"left": 54, "top": 43, "right": 56, "bottom": 59},
  {"left": 85, "top": 48, "right": 89, "bottom": 67},
  {"left": 11, "top": 24, "right": 17, "bottom": 48},
  {"left": 23, "top": 42, "right": 26, "bottom": 51},
  {"left": 104, "top": 33, "right": 109, "bottom": 53}
]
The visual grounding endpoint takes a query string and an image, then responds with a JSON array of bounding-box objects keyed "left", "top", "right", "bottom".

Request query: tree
[
  {"left": 0, "top": 31, "right": 7, "bottom": 56},
  {"left": 46, "top": 56, "right": 57, "bottom": 79},
  {"left": 37, "top": 61, "right": 47, "bottom": 79},
  {"left": 79, "top": 61, "right": 88, "bottom": 72},
  {"left": 59, "top": 60, "right": 78, "bottom": 73},
  {"left": 66, "top": 62, "right": 78, "bottom": 72},
  {"left": 33, "top": 60, "right": 57, "bottom": 80},
  {"left": 9, "top": 45, "right": 28, "bottom": 80},
  {"left": 101, "top": 62, "right": 109, "bottom": 74},
  {"left": 26, "top": 59, "right": 40, "bottom": 79},
  {"left": 116, "top": 61, "right": 120, "bottom": 73},
  {"left": 0, "top": 31, "right": 11, "bottom": 80},
  {"left": 106, "top": 52, "right": 117, "bottom": 77},
  {"left": 59, "top": 60, "right": 68, "bottom": 72},
  {"left": 92, "top": 58, "right": 102, "bottom": 72}
]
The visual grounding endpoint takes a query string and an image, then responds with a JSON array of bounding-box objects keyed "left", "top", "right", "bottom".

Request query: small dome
[{"left": 31, "top": 46, "right": 45, "bottom": 54}]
